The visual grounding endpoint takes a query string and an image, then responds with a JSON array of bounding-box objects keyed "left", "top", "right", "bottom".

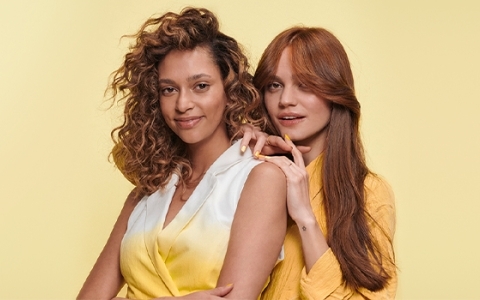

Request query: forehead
[
  {"left": 272, "top": 47, "right": 295, "bottom": 77},
  {"left": 158, "top": 47, "right": 219, "bottom": 78}
]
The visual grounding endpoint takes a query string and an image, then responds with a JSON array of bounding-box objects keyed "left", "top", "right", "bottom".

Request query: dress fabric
[
  {"left": 120, "top": 140, "right": 262, "bottom": 299},
  {"left": 260, "top": 154, "right": 397, "bottom": 300}
]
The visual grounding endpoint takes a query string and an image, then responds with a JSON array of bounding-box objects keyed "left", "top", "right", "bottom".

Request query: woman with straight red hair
[{"left": 242, "top": 26, "right": 397, "bottom": 299}]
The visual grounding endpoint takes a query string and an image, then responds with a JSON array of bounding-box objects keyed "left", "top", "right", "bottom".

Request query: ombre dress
[{"left": 120, "top": 141, "right": 265, "bottom": 298}]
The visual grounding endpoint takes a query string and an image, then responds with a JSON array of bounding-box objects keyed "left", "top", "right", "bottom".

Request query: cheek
[
  {"left": 307, "top": 97, "right": 331, "bottom": 115},
  {"left": 263, "top": 95, "right": 276, "bottom": 116},
  {"left": 159, "top": 100, "right": 173, "bottom": 120},
  {"left": 318, "top": 103, "right": 332, "bottom": 122}
]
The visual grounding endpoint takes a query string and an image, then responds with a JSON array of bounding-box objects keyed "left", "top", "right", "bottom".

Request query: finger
[
  {"left": 209, "top": 284, "right": 233, "bottom": 296},
  {"left": 252, "top": 133, "right": 269, "bottom": 158},
  {"left": 258, "top": 155, "right": 296, "bottom": 175},
  {"left": 254, "top": 135, "right": 293, "bottom": 156},
  {"left": 266, "top": 135, "right": 292, "bottom": 152},
  {"left": 284, "top": 135, "right": 306, "bottom": 168},
  {"left": 240, "top": 131, "right": 253, "bottom": 153},
  {"left": 291, "top": 144, "right": 306, "bottom": 169}
]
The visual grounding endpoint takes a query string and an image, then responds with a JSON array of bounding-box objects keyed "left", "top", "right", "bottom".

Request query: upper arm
[
  {"left": 217, "top": 162, "right": 287, "bottom": 299},
  {"left": 77, "top": 188, "right": 141, "bottom": 300}
]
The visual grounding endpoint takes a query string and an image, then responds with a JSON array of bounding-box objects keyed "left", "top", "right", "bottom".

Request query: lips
[
  {"left": 277, "top": 113, "right": 305, "bottom": 126},
  {"left": 174, "top": 116, "right": 202, "bottom": 129}
]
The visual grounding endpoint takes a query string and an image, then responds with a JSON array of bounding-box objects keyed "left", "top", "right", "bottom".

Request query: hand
[
  {"left": 155, "top": 284, "right": 233, "bottom": 300},
  {"left": 256, "top": 136, "right": 315, "bottom": 222},
  {"left": 238, "top": 124, "right": 310, "bottom": 156}
]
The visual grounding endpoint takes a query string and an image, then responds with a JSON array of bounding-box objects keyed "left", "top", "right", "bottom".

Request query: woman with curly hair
[
  {"left": 77, "top": 8, "right": 287, "bottom": 300},
  {"left": 241, "top": 26, "right": 397, "bottom": 299}
]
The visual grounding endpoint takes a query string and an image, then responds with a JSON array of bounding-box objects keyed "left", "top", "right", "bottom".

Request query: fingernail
[
  {"left": 284, "top": 134, "right": 291, "bottom": 141},
  {"left": 241, "top": 145, "right": 247, "bottom": 153},
  {"left": 254, "top": 150, "right": 260, "bottom": 158},
  {"left": 257, "top": 154, "right": 271, "bottom": 160},
  {"left": 226, "top": 283, "right": 233, "bottom": 287}
]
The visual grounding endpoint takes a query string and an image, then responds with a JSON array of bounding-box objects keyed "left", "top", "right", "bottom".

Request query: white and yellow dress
[{"left": 120, "top": 141, "right": 262, "bottom": 299}]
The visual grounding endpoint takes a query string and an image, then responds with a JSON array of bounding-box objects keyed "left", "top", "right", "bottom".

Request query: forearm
[{"left": 295, "top": 213, "right": 329, "bottom": 273}]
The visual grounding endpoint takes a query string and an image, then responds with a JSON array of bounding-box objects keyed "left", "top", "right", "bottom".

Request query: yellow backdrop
[{"left": 1, "top": 1, "right": 479, "bottom": 299}]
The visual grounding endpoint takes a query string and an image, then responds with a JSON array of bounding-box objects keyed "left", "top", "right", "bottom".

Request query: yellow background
[{"left": 1, "top": 1, "right": 479, "bottom": 299}]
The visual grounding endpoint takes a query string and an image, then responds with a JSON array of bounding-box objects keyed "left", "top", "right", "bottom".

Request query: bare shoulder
[
  {"left": 122, "top": 187, "right": 144, "bottom": 212},
  {"left": 240, "top": 162, "right": 287, "bottom": 205},
  {"left": 248, "top": 161, "right": 287, "bottom": 186}
]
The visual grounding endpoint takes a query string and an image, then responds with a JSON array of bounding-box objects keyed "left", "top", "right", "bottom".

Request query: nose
[
  {"left": 278, "top": 86, "right": 297, "bottom": 107},
  {"left": 175, "top": 90, "right": 194, "bottom": 112}
]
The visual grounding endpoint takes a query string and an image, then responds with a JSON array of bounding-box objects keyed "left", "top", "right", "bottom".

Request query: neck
[
  {"left": 297, "top": 130, "right": 327, "bottom": 166},
  {"left": 302, "top": 145, "right": 324, "bottom": 166},
  {"left": 187, "top": 135, "right": 231, "bottom": 176}
]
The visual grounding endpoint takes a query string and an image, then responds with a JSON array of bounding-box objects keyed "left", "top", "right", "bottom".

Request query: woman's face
[
  {"left": 158, "top": 47, "right": 229, "bottom": 146},
  {"left": 264, "top": 47, "right": 332, "bottom": 152}
]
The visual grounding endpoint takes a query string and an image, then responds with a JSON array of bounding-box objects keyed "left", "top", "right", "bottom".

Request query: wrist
[
  {"left": 296, "top": 215, "right": 329, "bottom": 252},
  {"left": 292, "top": 211, "right": 317, "bottom": 228}
]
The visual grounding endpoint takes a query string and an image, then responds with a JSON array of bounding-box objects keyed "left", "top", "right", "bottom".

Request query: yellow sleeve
[{"left": 299, "top": 176, "right": 397, "bottom": 299}]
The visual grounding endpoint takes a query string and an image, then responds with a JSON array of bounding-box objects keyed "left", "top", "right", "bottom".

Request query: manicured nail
[
  {"left": 254, "top": 150, "right": 260, "bottom": 158},
  {"left": 241, "top": 145, "right": 247, "bottom": 153},
  {"left": 226, "top": 283, "right": 233, "bottom": 287},
  {"left": 284, "top": 134, "right": 291, "bottom": 141},
  {"left": 257, "top": 154, "right": 271, "bottom": 160}
]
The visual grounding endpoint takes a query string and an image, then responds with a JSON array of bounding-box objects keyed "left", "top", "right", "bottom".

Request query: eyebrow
[
  {"left": 158, "top": 73, "right": 212, "bottom": 85},
  {"left": 158, "top": 78, "right": 175, "bottom": 85},
  {"left": 270, "top": 74, "right": 304, "bottom": 83},
  {"left": 269, "top": 75, "right": 282, "bottom": 82},
  {"left": 188, "top": 73, "right": 211, "bottom": 81}
]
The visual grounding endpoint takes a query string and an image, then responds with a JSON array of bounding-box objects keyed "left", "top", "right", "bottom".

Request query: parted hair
[
  {"left": 110, "top": 7, "right": 265, "bottom": 195},
  {"left": 254, "top": 27, "right": 394, "bottom": 292}
]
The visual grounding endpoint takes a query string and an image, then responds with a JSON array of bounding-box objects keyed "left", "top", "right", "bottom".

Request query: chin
[{"left": 177, "top": 135, "right": 200, "bottom": 145}]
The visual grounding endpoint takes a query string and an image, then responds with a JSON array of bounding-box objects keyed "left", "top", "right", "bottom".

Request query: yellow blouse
[{"left": 261, "top": 154, "right": 397, "bottom": 299}]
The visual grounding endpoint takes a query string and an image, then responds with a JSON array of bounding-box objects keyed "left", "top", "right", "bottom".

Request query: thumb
[{"left": 208, "top": 284, "right": 233, "bottom": 297}]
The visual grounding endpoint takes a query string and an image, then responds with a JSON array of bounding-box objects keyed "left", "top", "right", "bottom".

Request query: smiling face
[
  {"left": 264, "top": 47, "right": 332, "bottom": 152},
  {"left": 158, "top": 47, "right": 229, "bottom": 147}
]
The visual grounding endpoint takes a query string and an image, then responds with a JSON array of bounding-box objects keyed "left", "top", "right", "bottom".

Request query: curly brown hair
[{"left": 110, "top": 7, "right": 266, "bottom": 195}]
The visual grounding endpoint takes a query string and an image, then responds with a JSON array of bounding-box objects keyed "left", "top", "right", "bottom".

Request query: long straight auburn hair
[{"left": 254, "top": 27, "right": 393, "bottom": 291}]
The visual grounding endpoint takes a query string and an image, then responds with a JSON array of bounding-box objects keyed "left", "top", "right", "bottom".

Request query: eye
[
  {"left": 160, "top": 86, "right": 177, "bottom": 96},
  {"left": 266, "top": 82, "right": 282, "bottom": 92},
  {"left": 298, "top": 82, "right": 312, "bottom": 92},
  {"left": 194, "top": 83, "right": 210, "bottom": 92}
]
